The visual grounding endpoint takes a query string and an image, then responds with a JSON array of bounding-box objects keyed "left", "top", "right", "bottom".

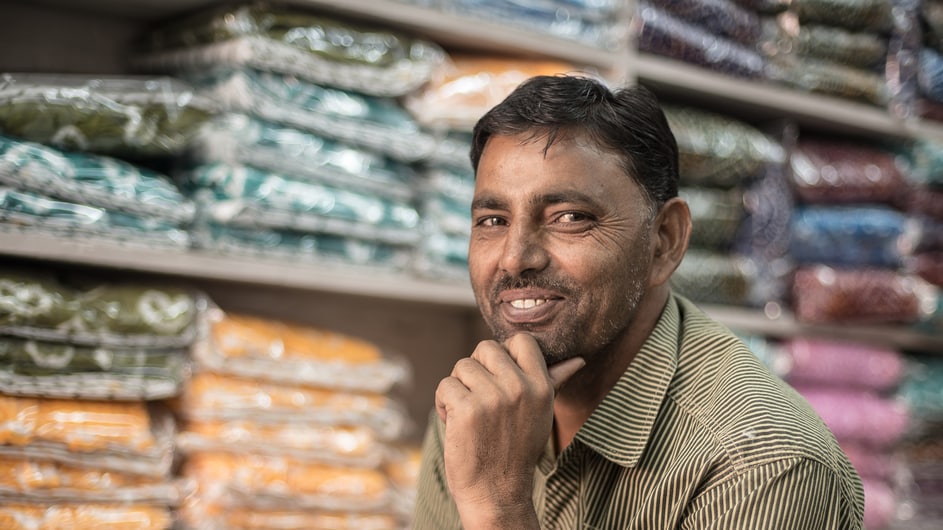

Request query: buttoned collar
[{"left": 572, "top": 293, "right": 681, "bottom": 467}]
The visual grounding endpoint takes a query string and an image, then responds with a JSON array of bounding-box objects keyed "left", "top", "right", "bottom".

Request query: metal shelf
[{"left": 0, "top": 233, "right": 475, "bottom": 307}]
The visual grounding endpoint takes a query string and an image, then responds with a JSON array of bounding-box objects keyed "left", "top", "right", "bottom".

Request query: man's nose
[{"left": 498, "top": 223, "right": 550, "bottom": 276}]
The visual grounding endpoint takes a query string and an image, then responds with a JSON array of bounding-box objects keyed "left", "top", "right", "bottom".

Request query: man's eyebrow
[
  {"left": 471, "top": 191, "right": 600, "bottom": 211},
  {"left": 470, "top": 196, "right": 506, "bottom": 211}
]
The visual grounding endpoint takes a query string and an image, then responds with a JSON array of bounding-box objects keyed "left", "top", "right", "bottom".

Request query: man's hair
[{"left": 470, "top": 75, "right": 679, "bottom": 208}]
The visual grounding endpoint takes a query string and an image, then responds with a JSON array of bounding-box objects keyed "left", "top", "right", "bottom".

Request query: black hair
[{"left": 470, "top": 75, "right": 679, "bottom": 208}]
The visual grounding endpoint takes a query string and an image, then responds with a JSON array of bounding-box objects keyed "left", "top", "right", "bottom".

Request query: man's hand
[{"left": 434, "top": 333, "right": 585, "bottom": 529}]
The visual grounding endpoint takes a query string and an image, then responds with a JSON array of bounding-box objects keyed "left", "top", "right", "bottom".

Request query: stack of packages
[
  {"left": 0, "top": 74, "right": 208, "bottom": 249},
  {"left": 915, "top": 0, "right": 943, "bottom": 120},
  {"left": 0, "top": 266, "right": 202, "bottom": 529},
  {"left": 173, "top": 307, "right": 419, "bottom": 529},
  {"left": 636, "top": 0, "right": 768, "bottom": 80},
  {"left": 392, "top": 0, "right": 627, "bottom": 51},
  {"left": 786, "top": 136, "right": 941, "bottom": 332},
  {"left": 403, "top": 56, "right": 582, "bottom": 280},
  {"left": 892, "top": 354, "right": 943, "bottom": 529},
  {"left": 664, "top": 104, "right": 792, "bottom": 309},
  {"left": 758, "top": 0, "right": 901, "bottom": 108},
  {"left": 135, "top": 2, "right": 445, "bottom": 273},
  {"left": 766, "top": 337, "right": 910, "bottom": 530},
  {"left": 903, "top": 138, "right": 943, "bottom": 310}
]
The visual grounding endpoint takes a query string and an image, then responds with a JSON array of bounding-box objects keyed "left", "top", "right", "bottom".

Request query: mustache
[{"left": 489, "top": 273, "right": 575, "bottom": 299}]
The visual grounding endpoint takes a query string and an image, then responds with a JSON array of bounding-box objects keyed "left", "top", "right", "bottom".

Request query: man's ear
[{"left": 649, "top": 197, "right": 691, "bottom": 288}]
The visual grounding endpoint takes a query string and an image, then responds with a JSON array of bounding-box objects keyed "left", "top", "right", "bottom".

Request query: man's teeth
[{"left": 510, "top": 298, "right": 548, "bottom": 309}]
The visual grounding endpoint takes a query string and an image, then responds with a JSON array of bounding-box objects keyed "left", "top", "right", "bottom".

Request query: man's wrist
[{"left": 457, "top": 499, "right": 540, "bottom": 530}]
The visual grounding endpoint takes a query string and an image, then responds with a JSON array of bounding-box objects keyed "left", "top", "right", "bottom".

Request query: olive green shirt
[{"left": 413, "top": 293, "right": 865, "bottom": 529}]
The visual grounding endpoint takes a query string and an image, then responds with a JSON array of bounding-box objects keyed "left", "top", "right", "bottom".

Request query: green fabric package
[{"left": 0, "top": 73, "right": 214, "bottom": 157}]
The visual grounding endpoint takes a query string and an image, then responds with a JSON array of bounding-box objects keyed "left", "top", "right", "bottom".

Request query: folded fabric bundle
[
  {"left": 137, "top": 2, "right": 446, "bottom": 98},
  {"left": 792, "top": 0, "right": 894, "bottom": 34},
  {"left": 0, "top": 503, "right": 174, "bottom": 530},
  {"left": 789, "top": 138, "right": 909, "bottom": 205},
  {"left": 794, "top": 386, "right": 910, "bottom": 449},
  {"left": 178, "top": 503, "right": 400, "bottom": 530},
  {"left": 659, "top": 0, "right": 763, "bottom": 46},
  {"left": 190, "top": 114, "right": 417, "bottom": 201},
  {"left": 778, "top": 337, "right": 907, "bottom": 392},
  {"left": 0, "top": 73, "right": 214, "bottom": 157},
  {"left": 789, "top": 205, "right": 912, "bottom": 268},
  {"left": 193, "top": 308, "right": 410, "bottom": 394},
  {"left": 664, "top": 104, "right": 785, "bottom": 188},
  {"left": 0, "top": 267, "right": 201, "bottom": 348},
  {"left": 670, "top": 249, "right": 757, "bottom": 307},
  {"left": 765, "top": 55, "right": 889, "bottom": 105},
  {"left": 190, "top": 68, "right": 435, "bottom": 163},
  {"left": 0, "top": 336, "right": 189, "bottom": 400},
  {"left": 181, "top": 162, "right": 421, "bottom": 246},
  {"left": 0, "top": 396, "right": 175, "bottom": 478},
  {"left": 680, "top": 187, "right": 745, "bottom": 250}
]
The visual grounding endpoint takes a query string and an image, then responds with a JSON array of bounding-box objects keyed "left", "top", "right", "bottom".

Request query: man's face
[{"left": 469, "top": 132, "right": 656, "bottom": 366}]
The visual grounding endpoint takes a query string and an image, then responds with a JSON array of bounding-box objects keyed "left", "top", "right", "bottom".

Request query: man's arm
[{"left": 680, "top": 457, "right": 864, "bottom": 530}]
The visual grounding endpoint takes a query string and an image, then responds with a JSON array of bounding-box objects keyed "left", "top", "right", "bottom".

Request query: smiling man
[{"left": 413, "top": 75, "right": 864, "bottom": 529}]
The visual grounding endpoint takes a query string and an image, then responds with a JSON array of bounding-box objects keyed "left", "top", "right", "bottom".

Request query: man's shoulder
[{"left": 670, "top": 295, "right": 850, "bottom": 472}]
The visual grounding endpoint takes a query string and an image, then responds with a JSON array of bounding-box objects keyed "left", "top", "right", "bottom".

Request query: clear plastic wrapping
[
  {"left": 793, "top": 386, "right": 910, "bottom": 448},
  {"left": 777, "top": 337, "right": 907, "bottom": 392},
  {"left": 0, "top": 73, "right": 214, "bottom": 157},
  {"left": 0, "top": 456, "right": 186, "bottom": 505},
  {"left": 189, "top": 114, "right": 417, "bottom": 201},
  {"left": 659, "top": 0, "right": 763, "bottom": 46},
  {"left": 0, "top": 268, "right": 202, "bottom": 348},
  {"left": 0, "top": 337, "right": 190, "bottom": 401},
  {"left": 175, "top": 419, "right": 388, "bottom": 468},
  {"left": 0, "top": 503, "right": 174, "bottom": 530},
  {"left": 793, "top": 0, "right": 894, "bottom": 34},
  {"left": 192, "top": 308, "right": 410, "bottom": 394},
  {"left": 766, "top": 55, "right": 889, "bottom": 106},
  {"left": 680, "top": 187, "right": 745, "bottom": 250},
  {"left": 137, "top": 2, "right": 446, "bottom": 98},
  {"left": 638, "top": 3, "right": 768, "bottom": 79},
  {"left": 190, "top": 68, "right": 435, "bottom": 163},
  {"left": 180, "top": 162, "right": 421, "bottom": 246},
  {"left": 670, "top": 249, "right": 756, "bottom": 307},
  {"left": 789, "top": 138, "right": 909, "bottom": 205},
  {"left": 791, "top": 265, "right": 936, "bottom": 324},
  {"left": 0, "top": 397, "right": 175, "bottom": 478},
  {"left": 788, "top": 205, "right": 911, "bottom": 268},
  {"left": 664, "top": 104, "right": 786, "bottom": 188},
  {"left": 404, "top": 55, "right": 584, "bottom": 130},
  {"left": 0, "top": 135, "right": 194, "bottom": 224},
  {"left": 180, "top": 452, "right": 393, "bottom": 512},
  {"left": 175, "top": 371, "right": 409, "bottom": 440}
]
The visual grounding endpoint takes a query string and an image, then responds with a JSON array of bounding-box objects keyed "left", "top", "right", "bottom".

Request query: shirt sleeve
[
  {"left": 412, "top": 411, "right": 463, "bottom": 530},
  {"left": 679, "top": 456, "right": 865, "bottom": 530}
]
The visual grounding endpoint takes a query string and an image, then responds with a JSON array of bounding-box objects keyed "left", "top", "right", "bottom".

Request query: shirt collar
[{"left": 573, "top": 293, "right": 681, "bottom": 467}]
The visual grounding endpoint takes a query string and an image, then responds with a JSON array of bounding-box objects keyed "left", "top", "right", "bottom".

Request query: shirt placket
[{"left": 539, "top": 443, "right": 584, "bottom": 529}]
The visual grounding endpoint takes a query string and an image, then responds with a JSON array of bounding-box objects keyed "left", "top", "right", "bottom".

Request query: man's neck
[{"left": 551, "top": 286, "right": 670, "bottom": 454}]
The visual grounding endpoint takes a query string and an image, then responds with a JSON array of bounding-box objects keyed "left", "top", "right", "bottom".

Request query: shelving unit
[{"left": 2, "top": 0, "right": 942, "bottom": 433}]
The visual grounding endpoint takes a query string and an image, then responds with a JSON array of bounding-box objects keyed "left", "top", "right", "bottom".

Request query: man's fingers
[{"left": 548, "top": 356, "right": 585, "bottom": 391}]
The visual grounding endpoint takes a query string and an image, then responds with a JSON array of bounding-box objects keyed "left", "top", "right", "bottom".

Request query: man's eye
[
  {"left": 476, "top": 216, "right": 506, "bottom": 227},
  {"left": 557, "top": 212, "right": 590, "bottom": 223}
]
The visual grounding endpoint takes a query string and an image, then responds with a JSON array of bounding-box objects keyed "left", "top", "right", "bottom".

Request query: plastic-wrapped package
[
  {"left": 0, "top": 268, "right": 202, "bottom": 348},
  {"left": 839, "top": 442, "right": 900, "bottom": 482},
  {"left": 918, "top": 46, "right": 943, "bottom": 103},
  {"left": 0, "top": 397, "right": 175, "bottom": 477},
  {"left": 791, "top": 265, "right": 936, "bottom": 324},
  {"left": 664, "top": 105, "right": 786, "bottom": 188},
  {"left": 906, "top": 137, "right": 943, "bottom": 187},
  {"left": 181, "top": 162, "right": 421, "bottom": 246},
  {"left": 404, "top": 55, "right": 583, "bottom": 130},
  {"left": 190, "top": 114, "right": 416, "bottom": 201},
  {"left": 190, "top": 68, "right": 435, "bottom": 163},
  {"left": 788, "top": 205, "right": 912, "bottom": 268},
  {"left": 176, "top": 419, "right": 387, "bottom": 468},
  {"left": 0, "top": 135, "right": 194, "bottom": 224},
  {"left": 733, "top": 161, "right": 794, "bottom": 278},
  {"left": 777, "top": 337, "right": 906, "bottom": 392},
  {"left": 0, "top": 456, "right": 185, "bottom": 504},
  {"left": 0, "top": 503, "right": 173, "bottom": 530},
  {"left": 638, "top": 3, "right": 768, "bottom": 79},
  {"left": 181, "top": 452, "right": 393, "bottom": 512},
  {"left": 680, "top": 187, "right": 745, "bottom": 250},
  {"left": 0, "top": 73, "right": 213, "bottom": 157},
  {"left": 898, "top": 355, "right": 943, "bottom": 421},
  {"left": 902, "top": 186, "right": 943, "bottom": 221},
  {"left": 0, "top": 186, "right": 192, "bottom": 249},
  {"left": 441, "top": 0, "right": 625, "bottom": 49},
  {"left": 0, "top": 337, "right": 190, "bottom": 400},
  {"left": 789, "top": 139, "right": 909, "bottom": 205},
  {"left": 670, "top": 249, "right": 756, "bottom": 307},
  {"left": 179, "top": 504, "right": 400, "bottom": 530},
  {"left": 766, "top": 55, "right": 889, "bottom": 105},
  {"left": 764, "top": 20, "right": 889, "bottom": 68},
  {"left": 176, "top": 371, "right": 409, "bottom": 439},
  {"left": 137, "top": 3, "right": 446, "bottom": 98},
  {"left": 659, "top": 0, "right": 763, "bottom": 46},
  {"left": 192, "top": 309, "right": 410, "bottom": 394},
  {"left": 793, "top": 386, "right": 910, "bottom": 448},
  {"left": 914, "top": 216, "right": 943, "bottom": 253},
  {"left": 906, "top": 252, "right": 943, "bottom": 287},
  {"left": 191, "top": 223, "right": 414, "bottom": 272},
  {"left": 792, "top": 0, "right": 894, "bottom": 34}
]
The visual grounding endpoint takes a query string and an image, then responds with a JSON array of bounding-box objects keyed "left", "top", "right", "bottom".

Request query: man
[{"left": 413, "top": 75, "right": 864, "bottom": 529}]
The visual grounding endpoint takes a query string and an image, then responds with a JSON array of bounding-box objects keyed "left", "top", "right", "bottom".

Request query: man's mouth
[{"left": 508, "top": 298, "right": 550, "bottom": 309}]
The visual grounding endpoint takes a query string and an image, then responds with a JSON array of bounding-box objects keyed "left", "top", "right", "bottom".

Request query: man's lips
[{"left": 497, "top": 289, "right": 563, "bottom": 324}]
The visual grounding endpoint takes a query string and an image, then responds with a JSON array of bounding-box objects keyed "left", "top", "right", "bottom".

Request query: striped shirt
[{"left": 413, "top": 293, "right": 865, "bottom": 529}]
